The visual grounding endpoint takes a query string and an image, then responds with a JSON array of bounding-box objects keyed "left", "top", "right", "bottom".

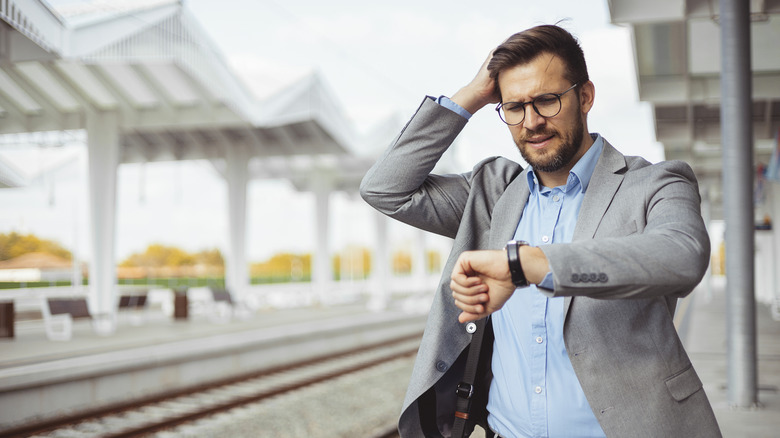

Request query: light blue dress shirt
[
  {"left": 488, "top": 137, "right": 605, "bottom": 438},
  {"left": 436, "top": 95, "right": 607, "bottom": 437}
]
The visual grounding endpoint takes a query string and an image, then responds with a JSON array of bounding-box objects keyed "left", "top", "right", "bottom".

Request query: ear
[{"left": 579, "top": 80, "right": 595, "bottom": 115}]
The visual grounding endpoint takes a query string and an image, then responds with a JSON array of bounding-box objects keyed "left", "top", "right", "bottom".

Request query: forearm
[
  {"left": 542, "top": 228, "right": 709, "bottom": 300},
  {"left": 542, "top": 159, "right": 710, "bottom": 300},
  {"left": 359, "top": 97, "right": 470, "bottom": 237}
]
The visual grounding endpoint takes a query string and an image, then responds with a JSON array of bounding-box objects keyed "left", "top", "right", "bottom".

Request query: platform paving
[
  {"left": 0, "top": 303, "right": 379, "bottom": 368},
  {"left": 684, "top": 280, "right": 780, "bottom": 437}
]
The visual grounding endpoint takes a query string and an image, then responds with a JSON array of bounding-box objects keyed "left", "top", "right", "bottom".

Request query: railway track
[{"left": 1, "top": 334, "right": 420, "bottom": 438}]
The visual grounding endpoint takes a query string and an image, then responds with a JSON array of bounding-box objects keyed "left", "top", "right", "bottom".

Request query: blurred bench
[
  {"left": 187, "top": 287, "right": 251, "bottom": 323},
  {"left": 43, "top": 297, "right": 123, "bottom": 340},
  {"left": 211, "top": 288, "right": 252, "bottom": 321},
  {"left": 118, "top": 293, "right": 148, "bottom": 325},
  {"left": 42, "top": 297, "right": 92, "bottom": 341},
  {"left": 205, "top": 288, "right": 234, "bottom": 323}
]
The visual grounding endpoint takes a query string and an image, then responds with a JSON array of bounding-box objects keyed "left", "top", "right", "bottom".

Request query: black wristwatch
[{"left": 506, "top": 240, "right": 529, "bottom": 287}]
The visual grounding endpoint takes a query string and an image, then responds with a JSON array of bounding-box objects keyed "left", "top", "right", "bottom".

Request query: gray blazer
[{"left": 360, "top": 98, "right": 721, "bottom": 438}]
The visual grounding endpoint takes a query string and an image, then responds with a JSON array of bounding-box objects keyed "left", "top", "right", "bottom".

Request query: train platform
[
  {"left": 0, "top": 298, "right": 429, "bottom": 434},
  {"left": 0, "top": 280, "right": 779, "bottom": 437},
  {"left": 0, "top": 301, "right": 391, "bottom": 368},
  {"left": 683, "top": 278, "right": 780, "bottom": 437}
]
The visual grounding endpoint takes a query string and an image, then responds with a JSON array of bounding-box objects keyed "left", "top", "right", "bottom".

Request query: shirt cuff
[
  {"left": 538, "top": 272, "right": 555, "bottom": 291},
  {"left": 434, "top": 95, "right": 472, "bottom": 120}
]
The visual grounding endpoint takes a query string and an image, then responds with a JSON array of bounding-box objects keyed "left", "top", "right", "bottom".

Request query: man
[{"left": 360, "top": 25, "right": 721, "bottom": 438}]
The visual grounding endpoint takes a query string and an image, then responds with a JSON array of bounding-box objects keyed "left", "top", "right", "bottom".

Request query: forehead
[{"left": 497, "top": 53, "right": 569, "bottom": 101}]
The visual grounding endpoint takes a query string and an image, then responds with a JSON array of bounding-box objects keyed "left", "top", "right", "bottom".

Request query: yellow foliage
[
  {"left": 393, "top": 250, "right": 412, "bottom": 274},
  {"left": 333, "top": 246, "right": 372, "bottom": 279},
  {"left": 120, "top": 244, "right": 222, "bottom": 268},
  {"left": 250, "top": 253, "right": 311, "bottom": 279},
  {"left": 0, "top": 232, "right": 72, "bottom": 261},
  {"left": 427, "top": 249, "right": 441, "bottom": 273}
]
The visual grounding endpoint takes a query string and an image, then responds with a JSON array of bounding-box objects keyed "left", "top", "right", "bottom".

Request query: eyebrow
[{"left": 506, "top": 87, "right": 563, "bottom": 103}]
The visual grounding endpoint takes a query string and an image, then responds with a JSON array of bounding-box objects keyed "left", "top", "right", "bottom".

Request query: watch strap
[{"left": 506, "top": 240, "right": 529, "bottom": 287}]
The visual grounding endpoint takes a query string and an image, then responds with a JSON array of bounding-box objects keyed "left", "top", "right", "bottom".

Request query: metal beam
[{"left": 720, "top": 0, "right": 758, "bottom": 408}]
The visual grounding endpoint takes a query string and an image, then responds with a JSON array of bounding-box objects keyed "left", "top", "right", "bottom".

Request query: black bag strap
[{"left": 451, "top": 316, "right": 490, "bottom": 438}]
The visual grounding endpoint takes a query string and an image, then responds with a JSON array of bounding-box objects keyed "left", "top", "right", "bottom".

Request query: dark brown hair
[{"left": 487, "top": 25, "right": 589, "bottom": 92}]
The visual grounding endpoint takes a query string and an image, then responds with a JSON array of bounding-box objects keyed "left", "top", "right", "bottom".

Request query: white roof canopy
[{"left": 1, "top": 0, "right": 358, "bottom": 173}]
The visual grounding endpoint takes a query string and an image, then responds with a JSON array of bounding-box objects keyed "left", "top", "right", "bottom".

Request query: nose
[{"left": 523, "top": 106, "right": 546, "bottom": 130}]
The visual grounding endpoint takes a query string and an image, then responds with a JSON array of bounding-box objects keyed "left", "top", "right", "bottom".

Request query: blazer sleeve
[
  {"left": 541, "top": 160, "right": 711, "bottom": 300},
  {"left": 360, "top": 97, "right": 472, "bottom": 239}
]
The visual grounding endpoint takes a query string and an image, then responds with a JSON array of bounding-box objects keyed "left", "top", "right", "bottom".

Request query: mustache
[{"left": 518, "top": 128, "right": 558, "bottom": 142}]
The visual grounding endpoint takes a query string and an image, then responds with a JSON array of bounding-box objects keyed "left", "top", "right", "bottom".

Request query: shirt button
[
  {"left": 435, "top": 361, "right": 448, "bottom": 372},
  {"left": 553, "top": 195, "right": 560, "bottom": 202},
  {"left": 536, "top": 336, "right": 543, "bottom": 344},
  {"left": 535, "top": 386, "right": 543, "bottom": 394},
  {"left": 542, "top": 235, "right": 550, "bottom": 243}
]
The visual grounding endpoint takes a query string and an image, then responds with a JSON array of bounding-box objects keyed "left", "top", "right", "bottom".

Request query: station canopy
[
  {"left": 0, "top": 0, "right": 362, "bottom": 180},
  {"left": 608, "top": 0, "right": 780, "bottom": 219}
]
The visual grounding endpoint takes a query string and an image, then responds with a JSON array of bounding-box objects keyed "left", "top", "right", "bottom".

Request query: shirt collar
[{"left": 525, "top": 133, "right": 604, "bottom": 194}]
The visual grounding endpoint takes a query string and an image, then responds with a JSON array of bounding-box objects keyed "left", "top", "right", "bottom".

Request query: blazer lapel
[
  {"left": 489, "top": 167, "right": 532, "bottom": 248},
  {"left": 572, "top": 141, "right": 628, "bottom": 241},
  {"left": 564, "top": 140, "right": 627, "bottom": 317}
]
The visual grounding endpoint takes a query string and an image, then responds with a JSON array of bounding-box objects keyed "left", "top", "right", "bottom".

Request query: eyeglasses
[{"left": 495, "top": 83, "right": 579, "bottom": 126}]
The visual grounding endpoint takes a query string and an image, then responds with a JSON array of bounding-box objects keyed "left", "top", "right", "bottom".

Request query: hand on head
[{"left": 450, "top": 50, "right": 501, "bottom": 115}]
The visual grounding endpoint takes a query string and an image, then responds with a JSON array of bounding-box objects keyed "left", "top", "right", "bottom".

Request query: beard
[{"left": 515, "top": 115, "right": 584, "bottom": 173}]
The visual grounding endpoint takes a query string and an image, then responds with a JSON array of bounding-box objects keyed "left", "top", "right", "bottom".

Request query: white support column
[
  {"left": 225, "top": 145, "right": 249, "bottom": 303},
  {"left": 313, "top": 184, "right": 332, "bottom": 304},
  {"left": 86, "top": 111, "right": 120, "bottom": 334},
  {"left": 368, "top": 211, "right": 390, "bottom": 311}
]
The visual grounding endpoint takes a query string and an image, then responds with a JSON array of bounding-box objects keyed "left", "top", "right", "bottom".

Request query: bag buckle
[{"left": 456, "top": 382, "right": 474, "bottom": 399}]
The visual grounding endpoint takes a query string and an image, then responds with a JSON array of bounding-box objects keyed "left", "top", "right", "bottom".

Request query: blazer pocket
[{"left": 665, "top": 365, "right": 703, "bottom": 401}]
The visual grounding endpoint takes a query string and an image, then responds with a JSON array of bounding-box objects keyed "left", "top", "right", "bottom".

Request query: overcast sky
[{"left": 0, "top": 0, "right": 663, "bottom": 262}]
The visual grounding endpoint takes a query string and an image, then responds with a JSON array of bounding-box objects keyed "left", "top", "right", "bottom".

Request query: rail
[{"left": 0, "top": 332, "right": 419, "bottom": 437}]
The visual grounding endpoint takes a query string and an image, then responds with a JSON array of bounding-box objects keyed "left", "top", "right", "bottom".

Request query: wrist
[
  {"left": 506, "top": 240, "right": 529, "bottom": 287},
  {"left": 451, "top": 86, "right": 492, "bottom": 115},
  {"left": 520, "top": 245, "right": 550, "bottom": 285}
]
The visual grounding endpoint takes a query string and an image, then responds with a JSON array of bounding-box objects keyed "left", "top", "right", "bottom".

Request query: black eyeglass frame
[{"left": 495, "top": 83, "right": 580, "bottom": 126}]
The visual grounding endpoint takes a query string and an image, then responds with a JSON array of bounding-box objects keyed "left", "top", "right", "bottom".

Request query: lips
[{"left": 523, "top": 133, "right": 555, "bottom": 148}]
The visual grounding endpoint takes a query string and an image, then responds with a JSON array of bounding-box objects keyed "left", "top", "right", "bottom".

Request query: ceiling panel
[
  {"left": 98, "top": 63, "right": 159, "bottom": 109},
  {"left": 55, "top": 61, "right": 118, "bottom": 110},
  {"left": 14, "top": 62, "right": 80, "bottom": 112},
  {"left": 0, "top": 68, "right": 43, "bottom": 114},
  {"left": 141, "top": 62, "right": 201, "bottom": 107}
]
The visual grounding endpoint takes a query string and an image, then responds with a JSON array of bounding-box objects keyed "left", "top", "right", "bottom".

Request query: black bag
[{"left": 452, "top": 317, "right": 494, "bottom": 438}]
